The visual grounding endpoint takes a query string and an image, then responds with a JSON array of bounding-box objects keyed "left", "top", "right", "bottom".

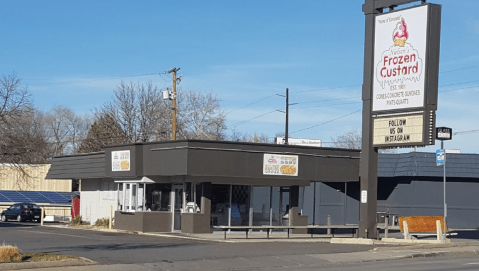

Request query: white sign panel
[
  {"left": 373, "top": 5, "right": 428, "bottom": 112},
  {"left": 373, "top": 114, "right": 424, "bottom": 146},
  {"left": 275, "top": 137, "right": 322, "bottom": 147},
  {"left": 112, "top": 150, "right": 131, "bottom": 171},
  {"left": 361, "top": 190, "right": 368, "bottom": 203},
  {"left": 263, "top": 154, "right": 298, "bottom": 176}
]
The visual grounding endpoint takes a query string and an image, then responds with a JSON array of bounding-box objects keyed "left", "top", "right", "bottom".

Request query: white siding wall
[{"left": 80, "top": 179, "right": 118, "bottom": 224}]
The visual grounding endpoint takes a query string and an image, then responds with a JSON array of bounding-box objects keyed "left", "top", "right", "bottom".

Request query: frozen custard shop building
[{"left": 46, "top": 140, "right": 360, "bottom": 233}]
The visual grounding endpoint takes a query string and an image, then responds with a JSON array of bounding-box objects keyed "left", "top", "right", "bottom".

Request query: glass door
[
  {"left": 279, "top": 187, "right": 290, "bottom": 226},
  {"left": 172, "top": 185, "right": 184, "bottom": 231}
]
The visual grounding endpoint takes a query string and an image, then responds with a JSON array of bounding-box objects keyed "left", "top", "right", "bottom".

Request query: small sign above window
[
  {"left": 112, "top": 150, "right": 131, "bottom": 171},
  {"left": 263, "top": 154, "right": 298, "bottom": 176}
]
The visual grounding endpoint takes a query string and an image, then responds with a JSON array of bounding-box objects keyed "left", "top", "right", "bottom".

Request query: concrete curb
[
  {"left": 330, "top": 238, "right": 375, "bottom": 244},
  {"left": 0, "top": 258, "right": 97, "bottom": 270},
  {"left": 381, "top": 237, "right": 452, "bottom": 244}
]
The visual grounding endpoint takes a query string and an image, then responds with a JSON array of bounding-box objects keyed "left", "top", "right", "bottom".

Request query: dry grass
[
  {"left": 17, "top": 253, "right": 77, "bottom": 262},
  {"left": 0, "top": 242, "right": 76, "bottom": 263},
  {"left": 0, "top": 243, "right": 20, "bottom": 262},
  {"left": 69, "top": 215, "right": 90, "bottom": 226},
  {"left": 94, "top": 217, "right": 113, "bottom": 228}
]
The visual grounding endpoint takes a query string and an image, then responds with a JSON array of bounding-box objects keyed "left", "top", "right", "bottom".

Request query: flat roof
[{"left": 47, "top": 140, "right": 361, "bottom": 185}]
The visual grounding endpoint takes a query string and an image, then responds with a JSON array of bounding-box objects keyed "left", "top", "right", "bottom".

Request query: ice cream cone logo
[{"left": 393, "top": 19, "right": 408, "bottom": 47}]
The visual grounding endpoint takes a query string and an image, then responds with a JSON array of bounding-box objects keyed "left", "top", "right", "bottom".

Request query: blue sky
[{"left": 1, "top": 0, "right": 478, "bottom": 153}]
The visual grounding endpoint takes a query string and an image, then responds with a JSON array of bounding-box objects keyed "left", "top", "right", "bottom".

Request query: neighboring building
[
  {"left": 0, "top": 164, "right": 74, "bottom": 219},
  {"left": 0, "top": 164, "right": 71, "bottom": 192},
  {"left": 311, "top": 152, "right": 479, "bottom": 229}
]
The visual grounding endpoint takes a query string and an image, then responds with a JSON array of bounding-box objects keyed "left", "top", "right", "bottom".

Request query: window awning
[{"left": 114, "top": 177, "right": 155, "bottom": 183}]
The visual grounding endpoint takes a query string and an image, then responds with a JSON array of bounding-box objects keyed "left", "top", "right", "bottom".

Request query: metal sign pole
[
  {"left": 442, "top": 140, "right": 446, "bottom": 239},
  {"left": 360, "top": 0, "right": 381, "bottom": 239}
]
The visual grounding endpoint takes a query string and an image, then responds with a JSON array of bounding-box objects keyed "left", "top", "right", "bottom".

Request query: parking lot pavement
[{"left": 3, "top": 222, "right": 479, "bottom": 271}]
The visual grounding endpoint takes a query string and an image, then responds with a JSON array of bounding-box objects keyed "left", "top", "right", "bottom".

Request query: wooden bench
[
  {"left": 213, "top": 225, "right": 360, "bottom": 240},
  {"left": 399, "top": 216, "right": 457, "bottom": 240}
]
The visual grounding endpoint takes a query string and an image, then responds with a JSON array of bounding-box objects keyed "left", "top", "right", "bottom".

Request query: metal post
[
  {"left": 40, "top": 207, "right": 44, "bottom": 226},
  {"left": 249, "top": 186, "right": 253, "bottom": 233},
  {"left": 269, "top": 187, "right": 273, "bottom": 225},
  {"left": 312, "top": 182, "right": 316, "bottom": 225},
  {"left": 442, "top": 140, "right": 446, "bottom": 238},
  {"left": 327, "top": 215, "right": 331, "bottom": 235},
  {"left": 384, "top": 216, "right": 389, "bottom": 238},
  {"left": 109, "top": 206, "right": 113, "bottom": 230},
  {"left": 228, "top": 184, "right": 232, "bottom": 229}
]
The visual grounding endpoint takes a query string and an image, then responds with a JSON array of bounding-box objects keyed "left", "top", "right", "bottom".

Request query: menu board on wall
[
  {"left": 112, "top": 150, "right": 131, "bottom": 171},
  {"left": 263, "top": 154, "right": 298, "bottom": 176}
]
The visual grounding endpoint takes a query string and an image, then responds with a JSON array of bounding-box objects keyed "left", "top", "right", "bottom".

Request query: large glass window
[
  {"left": 252, "top": 187, "right": 270, "bottom": 226},
  {"left": 210, "top": 185, "right": 230, "bottom": 226},
  {"left": 231, "top": 185, "right": 250, "bottom": 226},
  {"left": 145, "top": 183, "right": 172, "bottom": 212},
  {"left": 117, "top": 183, "right": 146, "bottom": 212},
  {"left": 184, "top": 183, "right": 202, "bottom": 213}
]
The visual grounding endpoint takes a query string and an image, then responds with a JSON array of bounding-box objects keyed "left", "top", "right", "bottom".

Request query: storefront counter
[{"left": 115, "top": 211, "right": 172, "bottom": 232}]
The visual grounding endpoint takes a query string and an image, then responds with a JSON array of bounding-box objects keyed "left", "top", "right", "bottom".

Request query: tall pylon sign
[{"left": 360, "top": 0, "right": 441, "bottom": 238}]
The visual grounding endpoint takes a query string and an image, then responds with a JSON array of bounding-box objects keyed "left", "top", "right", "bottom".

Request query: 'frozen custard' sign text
[{"left": 373, "top": 6, "right": 429, "bottom": 112}]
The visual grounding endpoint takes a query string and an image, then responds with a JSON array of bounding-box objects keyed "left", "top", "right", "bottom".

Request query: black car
[{"left": 1, "top": 203, "right": 43, "bottom": 222}]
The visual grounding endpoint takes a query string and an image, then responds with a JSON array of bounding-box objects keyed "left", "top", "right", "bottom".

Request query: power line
[
  {"left": 291, "top": 101, "right": 361, "bottom": 110},
  {"left": 440, "top": 65, "right": 479, "bottom": 74},
  {"left": 439, "top": 79, "right": 479, "bottom": 88},
  {"left": 440, "top": 84, "right": 479, "bottom": 93},
  {"left": 226, "top": 94, "right": 279, "bottom": 114},
  {"left": 230, "top": 110, "right": 279, "bottom": 128},
  {"left": 25, "top": 73, "right": 159, "bottom": 86},
  {"left": 290, "top": 110, "right": 361, "bottom": 135},
  {"left": 293, "top": 84, "right": 362, "bottom": 94},
  {"left": 453, "top": 129, "right": 479, "bottom": 135},
  {"left": 291, "top": 96, "right": 361, "bottom": 105}
]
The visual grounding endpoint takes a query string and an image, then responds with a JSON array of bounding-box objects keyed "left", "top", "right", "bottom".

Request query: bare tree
[
  {"left": 177, "top": 90, "right": 226, "bottom": 140},
  {"left": 330, "top": 129, "right": 362, "bottom": 149},
  {"left": 0, "top": 73, "right": 33, "bottom": 126},
  {"left": 43, "top": 106, "right": 91, "bottom": 156},
  {"left": 0, "top": 109, "right": 49, "bottom": 164},
  {"left": 97, "top": 82, "right": 226, "bottom": 144},
  {"left": 99, "top": 81, "right": 170, "bottom": 143},
  {"left": 330, "top": 129, "right": 396, "bottom": 153},
  {"left": 227, "top": 130, "right": 273, "bottom": 143},
  {"left": 0, "top": 73, "right": 45, "bottom": 163}
]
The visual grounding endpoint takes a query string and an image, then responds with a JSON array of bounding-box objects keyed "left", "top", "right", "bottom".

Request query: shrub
[
  {"left": 0, "top": 242, "right": 20, "bottom": 263},
  {"left": 69, "top": 215, "right": 90, "bottom": 226},
  {"left": 94, "top": 217, "right": 113, "bottom": 228}
]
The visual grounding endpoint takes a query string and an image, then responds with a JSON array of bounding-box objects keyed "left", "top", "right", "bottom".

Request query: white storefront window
[{"left": 116, "top": 177, "right": 153, "bottom": 212}]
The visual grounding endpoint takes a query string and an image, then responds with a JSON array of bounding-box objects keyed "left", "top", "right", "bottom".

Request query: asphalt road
[{"left": 0, "top": 222, "right": 377, "bottom": 265}]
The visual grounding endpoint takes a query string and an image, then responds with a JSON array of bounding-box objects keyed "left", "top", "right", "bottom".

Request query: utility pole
[
  {"left": 285, "top": 88, "right": 289, "bottom": 145},
  {"left": 276, "top": 88, "right": 296, "bottom": 145},
  {"left": 167, "top": 67, "right": 180, "bottom": 140}
]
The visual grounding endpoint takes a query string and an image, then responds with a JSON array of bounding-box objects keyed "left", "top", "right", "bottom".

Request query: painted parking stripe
[{"left": 17, "top": 229, "right": 98, "bottom": 239}]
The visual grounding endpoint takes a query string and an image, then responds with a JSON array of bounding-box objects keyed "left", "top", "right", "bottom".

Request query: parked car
[{"left": 1, "top": 203, "right": 43, "bottom": 222}]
